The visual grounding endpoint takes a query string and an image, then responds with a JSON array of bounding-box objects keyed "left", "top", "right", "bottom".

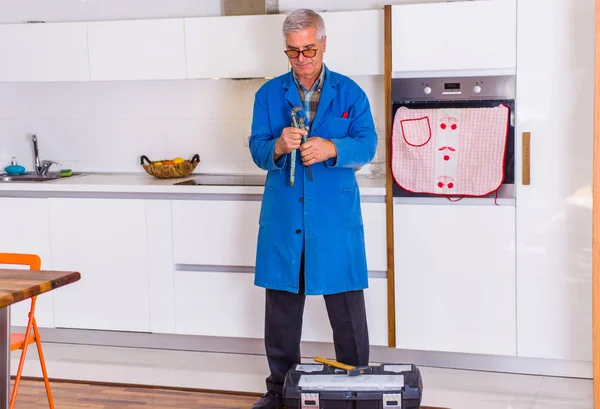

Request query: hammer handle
[{"left": 314, "top": 356, "right": 355, "bottom": 371}]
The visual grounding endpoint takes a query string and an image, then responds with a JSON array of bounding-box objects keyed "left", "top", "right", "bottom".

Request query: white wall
[{"left": 0, "top": 76, "right": 384, "bottom": 174}]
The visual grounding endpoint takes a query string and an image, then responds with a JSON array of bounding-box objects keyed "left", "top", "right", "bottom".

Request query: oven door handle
[{"left": 522, "top": 132, "right": 531, "bottom": 185}]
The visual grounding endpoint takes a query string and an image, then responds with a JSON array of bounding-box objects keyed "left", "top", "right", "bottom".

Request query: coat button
[
  {"left": 300, "top": 197, "right": 304, "bottom": 203},
  {"left": 296, "top": 229, "right": 302, "bottom": 234}
]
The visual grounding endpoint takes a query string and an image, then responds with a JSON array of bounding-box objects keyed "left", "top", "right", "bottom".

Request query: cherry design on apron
[
  {"left": 438, "top": 146, "right": 456, "bottom": 161},
  {"left": 439, "top": 116, "right": 458, "bottom": 131},
  {"left": 437, "top": 176, "right": 455, "bottom": 190}
]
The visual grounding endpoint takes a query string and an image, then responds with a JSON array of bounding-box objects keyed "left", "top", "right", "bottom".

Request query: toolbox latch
[
  {"left": 383, "top": 393, "right": 402, "bottom": 408},
  {"left": 301, "top": 392, "right": 320, "bottom": 408}
]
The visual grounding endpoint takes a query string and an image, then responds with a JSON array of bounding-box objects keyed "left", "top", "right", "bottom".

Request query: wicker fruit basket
[{"left": 140, "top": 154, "right": 200, "bottom": 179}]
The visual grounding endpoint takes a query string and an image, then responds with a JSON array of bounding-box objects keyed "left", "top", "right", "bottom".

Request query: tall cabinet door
[
  {"left": 0, "top": 198, "right": 54, "bottom": 328},
  {"left": 49, "top": 198, "right": 151, "bottom": 332},
  {"left": 515, "top": 0, "right": 594, "bottom": 361}
]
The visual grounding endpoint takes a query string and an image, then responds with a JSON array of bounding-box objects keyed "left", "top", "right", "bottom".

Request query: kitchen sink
[{"left": 0, "top": 172, "right": 85, "bottom": 183}]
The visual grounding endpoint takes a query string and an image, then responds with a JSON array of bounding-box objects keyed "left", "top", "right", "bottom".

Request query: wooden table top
[{"left": 0, "top": 269, "right": 80, "bottom": 308}]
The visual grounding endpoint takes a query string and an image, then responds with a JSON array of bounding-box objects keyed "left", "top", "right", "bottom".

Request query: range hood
[{"left": 222, "top": 0, "right": 279, "bottom": 16}]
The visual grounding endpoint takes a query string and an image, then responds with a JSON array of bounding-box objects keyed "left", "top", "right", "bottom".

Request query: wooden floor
[
  {"left": 12, "top": 379, "right": 259, "bottom": 408},
  {"left": 12, "top": 379, "right": 445, "bottom": 408}
]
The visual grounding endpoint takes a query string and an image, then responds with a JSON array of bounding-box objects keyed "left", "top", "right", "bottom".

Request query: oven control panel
[{"left": 392, "top": 75, "right": 515, "bottom": 102}]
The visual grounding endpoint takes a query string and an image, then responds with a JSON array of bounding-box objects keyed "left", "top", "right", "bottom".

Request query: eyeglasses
[{"left": 284, "top": 48, "right": 318, "bottom": 59}]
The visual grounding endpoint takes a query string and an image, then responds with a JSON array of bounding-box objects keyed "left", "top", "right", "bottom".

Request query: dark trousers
[{"left": 264, "top": 256, "right": 370, "bottom": 394}]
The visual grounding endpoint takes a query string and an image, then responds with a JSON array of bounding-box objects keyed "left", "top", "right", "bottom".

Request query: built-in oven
[{"left": 390, "top": 75, "right": 515, "bottom": 198}]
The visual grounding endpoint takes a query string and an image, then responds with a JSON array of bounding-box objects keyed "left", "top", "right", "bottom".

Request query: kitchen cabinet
[
  {"left": 185, "top": 9, "right": 383, "bottom": 79},
  {"left": 172, "top": 199, "right": 387, "bottom": 271},
  {"left": 393, "top": 204, "right": 516, "bottom": 356},
  {"left": 87, "top": 19, "right": 186, "bottom": 81},
  {"left": 173, "top": 198, "right": 388, "bottom": 344},
  {"left": 515, "top": 0, "right": 594, "bottom": 362},
  {"left": 321, "top": 10, "right": 384, "bottom": 76},
  {"left": 172, "top": 199, "right": 262, "bottom": 267},
  {"left": 185, "top": 14, "right": 288, "bottom": 79},
  {"left": 146, "top": 200, "right": 176, "bottom": 334},
  {"left": 362, "top": 203, "right": 387, "bottom": 272},
  {"left": 302, "top": 277, "right": 388, "bottom": 346},
  {"left": 174, "top": 269, "right": 388, "bottom": 346},
  {"left": 0, "top": 22, "right": 89, "bottom": 82},
  {"left": 48, "top": 198, "right": 151, "bottom": 332},
  {"left": 175, "top": 270, "right": 264, "bottom": 338},
  {"left": 391, "top": 0, "right": 516, "bottom": 74},
  {"left": 0, "top": 198, "right": 54, "bottom": 328}
]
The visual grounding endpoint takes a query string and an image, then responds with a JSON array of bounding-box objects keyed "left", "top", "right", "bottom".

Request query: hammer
[{"left": 313, "top": 356, "right": 373, "bottom": 377}]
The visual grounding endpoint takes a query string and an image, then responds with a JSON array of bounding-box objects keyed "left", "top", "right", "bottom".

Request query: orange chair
[{"left": 0, "top": 253, "right": 54, "bottom": 409}]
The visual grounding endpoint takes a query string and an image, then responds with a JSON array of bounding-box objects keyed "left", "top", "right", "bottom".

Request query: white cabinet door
[
  {"left": 146, "top": 200, "right": 176, "bottom": 334},
  {"left": 174, "top": 270, "right": 264, "bottom": 338},
  {"left": 393, "top": 204, "right": 516, "bottom": 356},
  {"left": 515, "top": 0, "right": 594, "bottom": 362},
  {"left": 185, "top": 15, "right": 288, "bottom": 79},
  {"left": 0, "top": 198, "right": 54, "bottom": 328},
  {"left": 362, "top": 203, "right": 387, "bottom": 272},
  {"left": 172, "top": 200, "right": 385, "bottom": 270},
  {"left": 87, "top": 19, "right": 186, "bottom": 81},
  {"left": 174, "top": 269, "right": 388, "bottom": 346},
  {"left": 172, "top": 200, "right": 261, "bottom": 267},
  {"left": 321, "top": 10, "right": 384, "bottom": 76},
  {"left": 49, "top": 198, "right": 151, "bottom": 332},
  {"left": 302, "top": 277, "right": 388, "bottom": 346},
  {"left": 0, "top": 22, "right": 89, "bottom": 82},
  {"left": 391, "top": 0, "right": 516, "bottom": 74}
]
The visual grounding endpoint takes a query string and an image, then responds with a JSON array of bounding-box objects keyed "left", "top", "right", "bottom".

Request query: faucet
[{"left": 32, "top": 134, "right": 60, "bottom": 176}]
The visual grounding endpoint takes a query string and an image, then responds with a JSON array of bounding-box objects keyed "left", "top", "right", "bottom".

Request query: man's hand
[
  {"left": 274, "top": 127, "right": 307, "bottom": 161},
  {"left": 300, "top": 137, "right": 337, "bottom": 166}
]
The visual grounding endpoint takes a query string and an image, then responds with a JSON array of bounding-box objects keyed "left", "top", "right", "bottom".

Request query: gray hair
[{"left": 282, "top": 9, "right": 326, "bottom": 40}]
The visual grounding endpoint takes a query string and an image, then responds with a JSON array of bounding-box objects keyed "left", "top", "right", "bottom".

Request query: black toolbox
[{"left": 283, "top": 362, "right": 423, "bottom": 408}]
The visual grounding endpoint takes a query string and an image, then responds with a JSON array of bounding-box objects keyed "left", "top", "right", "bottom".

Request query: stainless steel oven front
[{"left": 390, "top": 75, "right": 516, "bottom": 198}]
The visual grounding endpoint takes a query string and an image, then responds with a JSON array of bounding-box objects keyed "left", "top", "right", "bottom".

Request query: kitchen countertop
[{"left": 0, "top": 172, "right": 387, "bottom": 197}]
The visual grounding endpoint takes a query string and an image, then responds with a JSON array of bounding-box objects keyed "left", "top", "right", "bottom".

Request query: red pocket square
[{"left": 342, "top": 112, "right": 349, "bottom": 118}]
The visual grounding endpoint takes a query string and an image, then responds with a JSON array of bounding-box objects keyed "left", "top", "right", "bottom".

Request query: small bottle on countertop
[{"left": 4, "top": 157, "right": 26, "bottom": 175}]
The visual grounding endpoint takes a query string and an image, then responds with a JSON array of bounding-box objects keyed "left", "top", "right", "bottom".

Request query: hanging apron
[{"left": 391, "top": 104, "right": 510, "bottom": 197}]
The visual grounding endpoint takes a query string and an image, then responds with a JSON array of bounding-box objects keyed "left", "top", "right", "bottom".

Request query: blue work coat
[{"left": 249, "top": 64, "right": 378, "bottom": 295}]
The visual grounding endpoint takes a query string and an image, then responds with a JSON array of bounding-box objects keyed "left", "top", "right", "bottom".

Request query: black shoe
[{"left": 251, "top": 391, "right": 283, "bottom": 409}]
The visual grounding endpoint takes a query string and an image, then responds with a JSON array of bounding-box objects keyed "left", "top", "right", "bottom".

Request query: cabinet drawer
[
  {"left": 172, "top": 200, "right": 261, "bottom": 267},
  {"left": 175, "top": 269, "right": 388, "bottom": 346},
  {"left": 174, "top": 270, "right": 264, "bottom": 338},
  {"left": 302, "top": 277, "right": 388, "bottom": 346},
  {"left": 362, "top": 203, "right": 387, "bottom": 272}
]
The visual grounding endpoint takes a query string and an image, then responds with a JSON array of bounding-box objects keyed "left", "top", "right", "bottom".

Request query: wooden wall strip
[
  {"left": 384, "top": 4, "right": 396, "bottom": 348},
  {"left": 593, "top": 0, "right": 600, "bottom": 406}
]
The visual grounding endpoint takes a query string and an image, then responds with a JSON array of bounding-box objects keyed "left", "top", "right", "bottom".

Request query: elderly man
[{"left": 248, "top": 8, "right": 378, "bottom": 409}]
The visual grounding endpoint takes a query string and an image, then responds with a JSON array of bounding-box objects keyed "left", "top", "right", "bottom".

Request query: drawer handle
[{"left": 522, "top": 132, "right": 531, "bottom": 185}]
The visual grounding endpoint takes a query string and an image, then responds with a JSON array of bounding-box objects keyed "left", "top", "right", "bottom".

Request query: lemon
[
  {"left": 154, "top": 161, "right": 163, "bottom": 166},
  {"left": 173, "top": 157, "right": 185, "bottom": 164}
]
